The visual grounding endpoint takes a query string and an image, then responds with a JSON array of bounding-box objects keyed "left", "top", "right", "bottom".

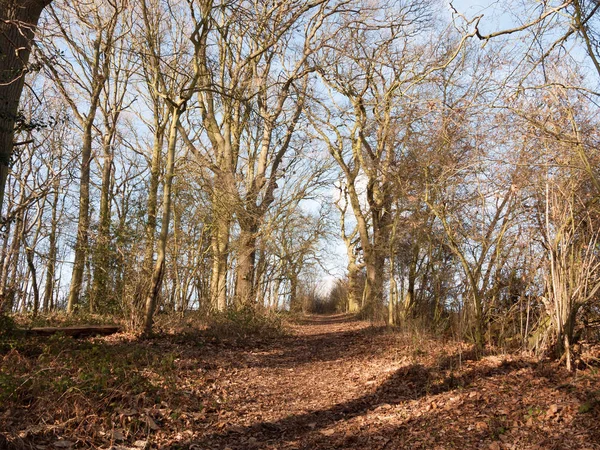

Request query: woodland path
[
  {"left": 178, "top": 315, "right": 599, "bottom": 450},
  {"left": 2, "top": 314, "right": 600, "bottom": 449}
]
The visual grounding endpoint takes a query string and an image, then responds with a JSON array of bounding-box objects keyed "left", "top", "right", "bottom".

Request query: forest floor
[{"left": 1, "top": 314, "right": 600, "bottom": 449}]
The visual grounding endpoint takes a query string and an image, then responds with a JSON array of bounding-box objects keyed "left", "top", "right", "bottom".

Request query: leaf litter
[{"left": 1, "top": 314, "right": 599, "bottom": 449}]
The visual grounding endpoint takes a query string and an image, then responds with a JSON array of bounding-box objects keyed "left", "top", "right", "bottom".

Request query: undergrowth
[
  {"left": 0, "top": 332, "right": 191, "bottom": 447},
  {"left": 205, "top": 307, "right": 287, "bottom": 342},
  {"left": 0, "top": 308, "right": 289, "bottom": 447},
  {"left": 11, "top": 311, "right": 121, "bottom": 329}
]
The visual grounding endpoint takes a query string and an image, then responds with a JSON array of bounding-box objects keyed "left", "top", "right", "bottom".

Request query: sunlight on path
[{"left": 187, "top": 314, "right": 600, "bottom": 450}]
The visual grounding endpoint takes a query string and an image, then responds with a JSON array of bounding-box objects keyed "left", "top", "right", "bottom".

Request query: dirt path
[
  {"left": 2, "top": 314, "right": 599, "bottom": 449},
  {"left": 177, "top": 315, "right": 599, "bottom": 450}
]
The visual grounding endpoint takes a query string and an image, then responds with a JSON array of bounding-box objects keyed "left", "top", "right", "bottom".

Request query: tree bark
[
  {"left": 66, "top": 116, "right": 96, "bottom": 313},
  {"left": 143, "top": 107, "right": 180, "bottom": 335},
  {"left": 0, "top": 208, "right": 23, "bottom": 311},
  {"left": 0, "top": 218, "right": 11, "bottom": 302},
  {"left": 235, "top": 219, "right": 258, "bottom": 308},
  {"left": 42, "top": 187, "right": 58, "bottom": 312},
  {"left": 0, "top": 0, "right": 52, "bottom": 213},
  {"left": 90, "top": 133, "right": 114, "bottom": 312},
  {"left": 23, "top": 240, "right": 39, "bottom": 314},
  {"left": 144, "top": 121, "right": 166, "bottom": 275},
  {"left": 209, "top": 198, "right": 230, "bottom": 311},
  {"left": 289, "top": 271, "right": 300, "bottom": 312}
]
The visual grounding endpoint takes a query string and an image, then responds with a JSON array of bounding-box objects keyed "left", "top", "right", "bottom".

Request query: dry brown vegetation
[{"left": 1, "top": 314, "right": 599, "bottom": 449}]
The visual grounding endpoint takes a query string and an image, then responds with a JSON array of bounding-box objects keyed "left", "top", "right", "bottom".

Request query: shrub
[
  {"left": 206, "top": 306, "right": 286, "bottom": 341},
  {"left": 0, "top": 314, "right": 17, "bottom": 339}
]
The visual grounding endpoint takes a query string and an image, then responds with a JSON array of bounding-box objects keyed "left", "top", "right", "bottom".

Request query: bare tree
[
  {"left": 89, "top": 14, "right": 135, "bottom": 311},
  {"left": 142, "top": 0, "right": 206, "bottom": 334},
  {"left": 41, "top": 0, "right": 126, "bottom": 313},
  {"left": 311, "top": 0, "right": 444, "bottom": 320},
  {"left": 179, "top": 0, "right": 338, "bottom": 309}
]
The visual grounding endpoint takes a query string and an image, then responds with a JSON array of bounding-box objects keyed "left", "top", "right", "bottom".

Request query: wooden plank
[{"left": 24, "top": 325, "right": 121, "bottom": 338}]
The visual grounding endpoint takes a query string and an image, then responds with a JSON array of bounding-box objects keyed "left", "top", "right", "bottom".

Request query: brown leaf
[
  {"left": 526, "top": 417, "right": 534, "bottom": 427},
  {"left": 144, "top": 416, "right": 159, "bottom": 431},
  {"left": 475, "top": 421, "right": 488, "bottom": 431},
  {"left": 111, "top": 429, "right": 126, "bottom": 441},
  {"left": 118, "top": 408, "right": 139, "bottom": 417},
  {"left": 546, "top": 404, "right": 559, "bottom": 418}
]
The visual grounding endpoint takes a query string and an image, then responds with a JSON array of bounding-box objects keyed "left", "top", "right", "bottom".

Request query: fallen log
[{"left": 24, "top": 325, "right": 121, "bottom": 338}]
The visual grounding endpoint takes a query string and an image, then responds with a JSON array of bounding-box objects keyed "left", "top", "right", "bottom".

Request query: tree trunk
[
  {"left": 403, "top": 245, "right": 419, "bottom": 321},
  {"left": 90, "top": 136, "right": 114, "bottom": 312},
  {"left": 346, "top": 255, "right": 361, "bottom": 312},
  {"left": 363, "top": 252, "right": 385, "bottom": 318},
  {"left": 143, "top": 107, "right": 180, "bottom": 335},
  {"left": 210, "top": 202, "right": 230, "bottom": 311},
  {"left": 66, "top": 118, "right": 95, "bottom": 313},
  {"left": 24, "top": 241, "right": 39, "bottom": 315},
  {"left": 144, "top": 122, "right": 166, "bottom": 275},
  {"left": 471, "top": 289, "right": 485, "bottom": 349},
  {"left": 271, "top": 277, "right": 281, "bottom": 311},
  {"left": 0, "top": 0, "right": 52, "bottom": 213},
  {"left": 388, "top": 257, "right": 396, "bottom": 326},
  {"left": 42, "top": 176, "right": 60, "bottom": 312},
  {"left": 289, "top": 272, "right": 299, "bottom": 312},
  {"left": 235, "top": 222, "right": 258, "bottom": 308},
  {"left": 0, "top": 209, "right": 23, "bottom": 312},
  {"left": 0, "top": 219, "right": 12, "bottom": 303}
]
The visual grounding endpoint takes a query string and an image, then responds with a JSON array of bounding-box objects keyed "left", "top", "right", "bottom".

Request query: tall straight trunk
[
  {"left": 337, "top": 190, "right": 361, "bottom": 313},
  {"left": 363, "top": 256, "right": 378, "bottom": 315},
  {"left": 388, "top": 259, "right": 396, "bottom": 326},
  {"left": 42, "top": 186, "right": 59, "bottom": 312},
  {"left": 472, "top": 289, "right": 485, "bottom": 349},
  {"left": 210, "top": 204, "right": 230, "bottom": 311},
  {"left": 90, "top": 135, "right": 114, "bottom": 312},
  {"left": 114, "top": 182, "right": 131, "bottom": 307},
  {"left": 402, "top": 244, "right": 419, "bottom": 320},
  {"left": 369, "top": 195, "right": 392, "bottom": 320},
  {"left": 144, "top": 122, "right": 166, "bottom": 275},
  {"left": 61, "top": 4, "right": 119, "bottom": 314},
  {"left": 235, "top": 223, "right": 258, "bottom": 308},
  {"left": 0, "top": 220, "right": 12, "bottom": 300},
  {"left": 0, "top": 220, "right": 17, "bottom": 311},
  {"left": 66, "top": 117, "right": 96, "bottom": 313},
  {"left": 269, "top": 277, "right": 280, "bottom": 311},
  {"left": 143, "top": 107, "right": 180, "bottom": 335},
  {"left": 0, "top": 0, "right": 52, "bottom": 213},
  {"left": 1, "top": 210, "right": 23, "bottom": 312},
  {"left": 172, "top": 190, "right": 182, "bottom": 312},
  {"left": 254, "top": 246, "right": 267, "bottom": 308},
  {"left": 24, "top": 241, "right": 39, "bottom": 315}
]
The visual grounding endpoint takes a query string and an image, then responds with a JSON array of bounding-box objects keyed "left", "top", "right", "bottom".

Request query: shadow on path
[
  {"left": 184, "top": 329, "right": 528, "bottom": 449},
  {"left": 292, "top": 314, "right": 361, "bottom": 327}
]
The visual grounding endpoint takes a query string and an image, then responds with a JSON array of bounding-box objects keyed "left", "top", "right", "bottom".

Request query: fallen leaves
[{"left": 1, "top": 315, "right": 599, "bottom": 449}]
